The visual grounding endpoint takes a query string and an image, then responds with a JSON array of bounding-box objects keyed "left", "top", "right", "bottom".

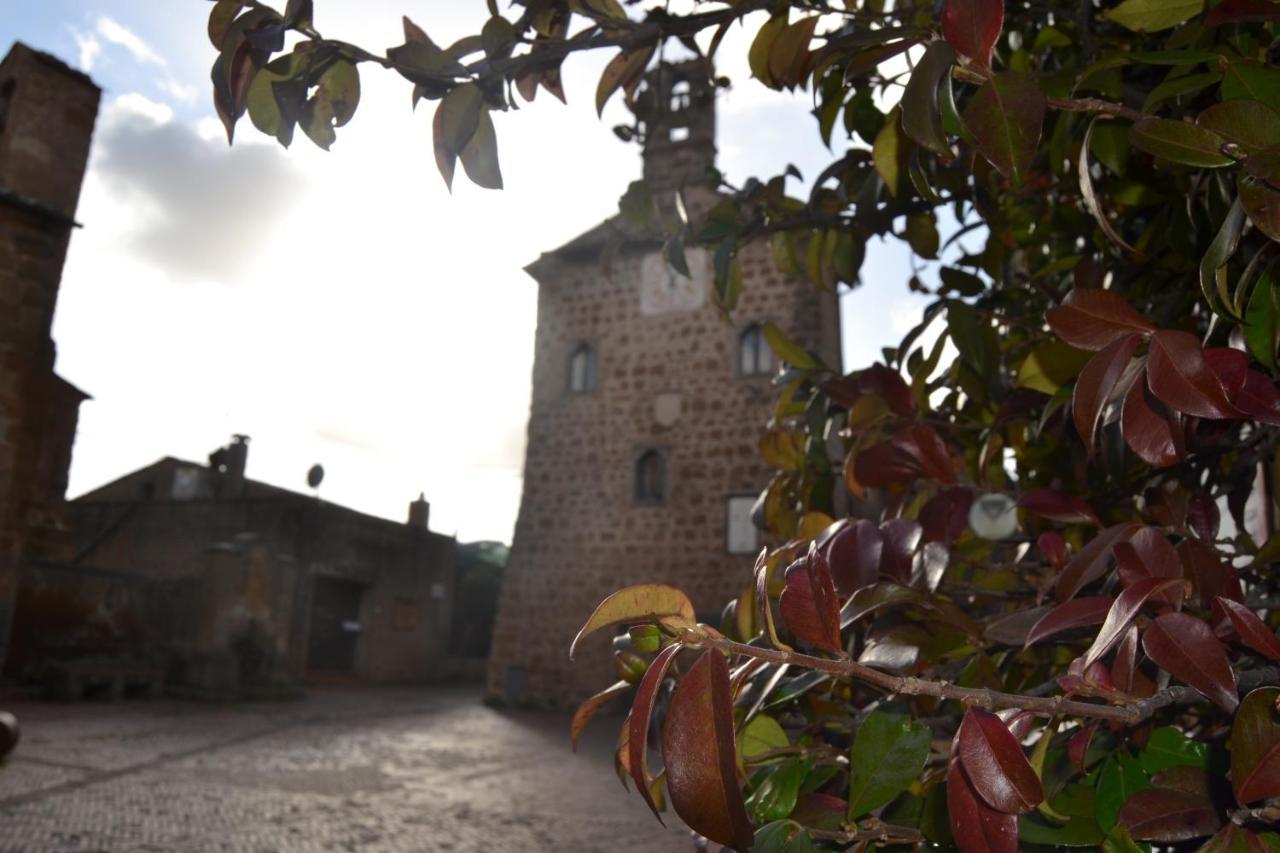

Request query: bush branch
[{"left": 704, "top": 637, "right": 1280, "bottom": 725}]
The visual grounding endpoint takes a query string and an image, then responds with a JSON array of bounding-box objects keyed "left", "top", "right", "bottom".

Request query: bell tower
[{"left": 637, "top": 59, "right": 717, "bottom": 193}]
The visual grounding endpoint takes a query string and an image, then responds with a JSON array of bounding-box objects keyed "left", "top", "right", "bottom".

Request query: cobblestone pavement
[{"left": 0, "top": 686, "right": 694, "bottom": 852}]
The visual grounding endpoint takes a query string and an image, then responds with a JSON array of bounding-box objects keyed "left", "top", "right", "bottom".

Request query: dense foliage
[{"left": 205, "top": 0, "right": 1280, "bottom": 849}]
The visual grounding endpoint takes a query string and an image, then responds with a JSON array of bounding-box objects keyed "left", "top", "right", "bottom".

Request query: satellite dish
[{"left": 306, "top": 464, "right": 325, "bottom": 490}]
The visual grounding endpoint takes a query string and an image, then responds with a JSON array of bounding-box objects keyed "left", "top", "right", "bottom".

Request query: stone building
[
  {"left": 0, "top": 43, "right": 100, "bottom": 676},
  {"left": 5, "top": 437, "right": 459, "bottom": 695},
  {"left": 487, "top": 61, "right": 841, "bottom": 707}
]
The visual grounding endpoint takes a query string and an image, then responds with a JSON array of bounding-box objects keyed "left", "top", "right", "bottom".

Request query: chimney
[
  {"left": 408, "top": 493, "right": 430, "bottom": 530},
  {"left": 209, "top": 434, "right": 249, "bottom": 498}
]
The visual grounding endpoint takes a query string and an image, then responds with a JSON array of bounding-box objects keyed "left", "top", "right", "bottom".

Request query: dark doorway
[{"left": 307, "top": 577, "right": 364, "bottom": 674}]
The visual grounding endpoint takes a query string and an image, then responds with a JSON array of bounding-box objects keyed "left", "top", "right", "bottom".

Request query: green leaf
[
  {"left": 1096, "top": 753, "right": 1151, "bottom": 832},
  {"left": 1018, "top": 811, "right": 1105, "bottom": 846},
  {"left": 480, "top": 15, "right": 517, "bottom": 60},
  {"left": 1130, "top": 118, "right": 1232, "bottom": 168},
  {"left": 432, "top": 83, "right": 483, "bottom": 189},
  {"left": 905, "top": 212, "right": 940, "bottom": 259},
  {"left": 847, "top": 710, "right": 931, "bottom": 819},
  {"left": 1017, "top": 341, "right": 1091, "bottom": 394},
  {"left": 740, "top": 714, "right": 789, "bottom": 761},
  {"left": 1245, "top": 267, "right": 1280, "bottom": 371},
  {"left": 962, "top": 72, "right": 1047, "bottom": 183},
  {"left": 873, "top": 107, "right": 905, "bottom": 196},
  {"left": 1103, "top": 0, "right": 1205, "bottom": 33},
  {"left": 1102, "top": 824, "right": 1148, "bottom": 853},
  {"left": 901, "top": 40, "right": 955, "bottom": 155},
  {"left": 1222, "top": 61, "right": 1280, "bottom": 115},
  {"left": 752, "top": 820, "right": 816, "bottom": 853},
  {"left": 1197, "top": 100, "right": 1280, "bottom": 153},
  {"left": 763, "top": 323, "right": 819, "bottom": 370},
  {"left": 1228, "top": 687, "right": 1280, "bottom": 805},
  {"left": 569, "top": 584, "right": 696, "bottom": 659},
  {"left": 1139, "top": 726, "right": 1208, "bottom": 774},
  {"left": 459, "top": 108, "right": 503, "bottom": 189},
  {"left": 1142, "top": 70, "right": 1221, "bottom": 113},
  {"left": 747, "top": 759, "right": 811, "bottom": 823}
]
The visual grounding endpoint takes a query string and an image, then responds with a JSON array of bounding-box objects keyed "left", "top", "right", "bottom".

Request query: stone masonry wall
[
  {"left": 0, "top": 44, "right": 100, "bottom": 671},
  {"left": 488, "top": 234, "right": 839, "bottom": 708}
]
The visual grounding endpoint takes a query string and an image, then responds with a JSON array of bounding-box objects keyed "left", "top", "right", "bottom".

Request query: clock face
[{"left": 639, "top": 248, "right": 710, "bottom": 316}]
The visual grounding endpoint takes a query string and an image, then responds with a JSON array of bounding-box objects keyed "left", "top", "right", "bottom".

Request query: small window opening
[
  {"left": 569, "top": 343, "right": 598, "bottom": 392},
  {"left": 669, "top": 79, "right": 691, "bottom": 113},
  {"left": 635, "top": 449, "right": 666, "bottom": 504},
  {"left": 738, "top": 324, "right": 775, "bottom": 376},
  {"left": 669, "top": 126, "right": 690, "bottom": 143}
]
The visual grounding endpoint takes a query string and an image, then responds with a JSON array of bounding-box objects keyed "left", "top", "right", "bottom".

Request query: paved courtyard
[{"left": 0, "top": 686, "right": 694, "bottom": 852}]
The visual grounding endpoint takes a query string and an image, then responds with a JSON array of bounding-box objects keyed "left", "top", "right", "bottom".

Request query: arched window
[
  {"left": 569, "top": 343, "right": 597, "bottom": 392},
  {"left": 738, "top": 324, "right": 774, "bottom": 376},
  {"left": 635, "top": 449, "right": 666, "bottom": 504}
]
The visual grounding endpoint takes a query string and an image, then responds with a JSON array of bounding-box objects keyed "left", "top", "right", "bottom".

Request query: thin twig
[{"left": 701, "top": 636, "right": 1280, "bottom": 725}]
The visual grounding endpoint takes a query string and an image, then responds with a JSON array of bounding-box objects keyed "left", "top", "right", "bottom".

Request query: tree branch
[{"left": 701, "top": 636, "right": 1280, "bottom": 725}]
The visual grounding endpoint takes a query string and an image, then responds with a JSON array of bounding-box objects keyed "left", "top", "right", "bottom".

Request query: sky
[{"left": 1, "top": 1, "right": 935, "bottom": 543}]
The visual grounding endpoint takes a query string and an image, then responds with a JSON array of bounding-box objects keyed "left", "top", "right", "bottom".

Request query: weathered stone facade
[
  {"left": 8, "top": 444, "right": 460, "bottom": 694},
  {"left": 0, "top": 43, "right": 100, "bottom": 673},
  {"left": 487, "top": 62, "right": 840, "bottom": 707}
]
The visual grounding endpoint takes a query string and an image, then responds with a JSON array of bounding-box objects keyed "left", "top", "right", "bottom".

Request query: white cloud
[
  {"left": 70, "top": 29, "right": 101, "bottom": 72},
  {"left": 112, "top": 92, "right": 174, "bottom": 125},
  {"left": 160, "top": 77, "right": 198, "bottom": 104},
  {"left": 97, "top": 16, "right": 166, "bottom": 66}
]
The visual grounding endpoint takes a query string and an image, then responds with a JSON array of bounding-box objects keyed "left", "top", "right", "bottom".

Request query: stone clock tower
[{"left": 486, "top": 60, "right": 841, "bottom": 707}]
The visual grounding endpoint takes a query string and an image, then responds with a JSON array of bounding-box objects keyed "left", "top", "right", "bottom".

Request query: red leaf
[
  {"left": 824, "top": 520, "right": 882, "bottom": 597},
  {"left": 941, "top": 0, "right": 1004, "bottom": 70},
  {"left": 1187, "top": 491, "right": 1220, "bottom": 542},
  {"left": 1112, "top": 623, "right": 1140, "bottom": 692},
  {"left": 628, "top": 643, "right": 682, "bottom": 820},
  {"left": 1146, "top": 330, "right": 1243, "bottom": 420},
  {"left": 1056, "top": 523, "right": 1141, "bottom": 603},
  {"left": 824, "top": 364, "right": 915, "bottom": 417},
  {"left": 1204, "top": 348, "right": 1249, "bottom": 401},
  {"left": 1073, "top": 334, "right": 1141, "bottom": 450},
  {"left": 661, "top": 649, "right": 755, "bottom": 852},
  {"left": 791, "top": 793, "right": 849, "bottom": 831},
  {"left": 1046, "top": 289, "right": 1156, "bottom": 352},
  {"left": 1019, "top": 487, "right": 1101, "bottom": 526},
  {"left": 1121, "top": 380, "right": 1185, "bottom": 467},
  {"left": 920, "top": 487, "right": 974, "bottom": 545},
  {"left": 1143, "top": 612, "right": 1239, "bottom": 712},
  {"left": 1084, "top": 577, "right": 1187, "bottom": 667},
  {"left": 854, "top": 441, "right": 923, "bottom": 488},
  {"left": 1205, "top": 0, "right": 1280, "bottom": 28},
  {"left": 1025, "top": 596, "right": 1114, "bottom": 646},
  {"left": 901, "top": 424, "right": 959, "bottom": 484},
  {"left": 779, "top": 547, "right": 844, "bottom": 653},
  {"left": 879, "top": 518, "right": 922, "bottom": 584},
  {"left": 1068, "top": 722, "right": 1100, "bottom": 772},
  {"left": 1229, "top": 686, "right": 1280, "bottom": 805},
  {"left": 955, "top": 708, "right": 1044, "bottom": 814},
  {"left": 1217, "top": 597, "right": 1280, "bottom": 662},
  {"left": 571, "top": 680, "right": 630, "bottom": 751},
  {"left": 1178, "top": 539, "right": 1244, "bottom": 610},
  {"left": 947, "top": 754, "right": 1019, "bottom": 853},
  {"left": 1118, "top": 787, "right": 1223, "bottom": 842},
  {"left": 1236, "top": 369, "right": 1280, "bottom": 426},
  {"left": 1038, "top": 531, "right": 1067, "bottom": 568}
]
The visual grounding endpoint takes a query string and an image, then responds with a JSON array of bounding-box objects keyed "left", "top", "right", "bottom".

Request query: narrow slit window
[
  {"left": 635, "top": 450, "right": 666, "bottom": 504},
  {"left": 738, "top": 324, "right": 774, "bottom": 376},
  {"left": 569, "top": 343, "right": 597, "bottom": 392}
]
